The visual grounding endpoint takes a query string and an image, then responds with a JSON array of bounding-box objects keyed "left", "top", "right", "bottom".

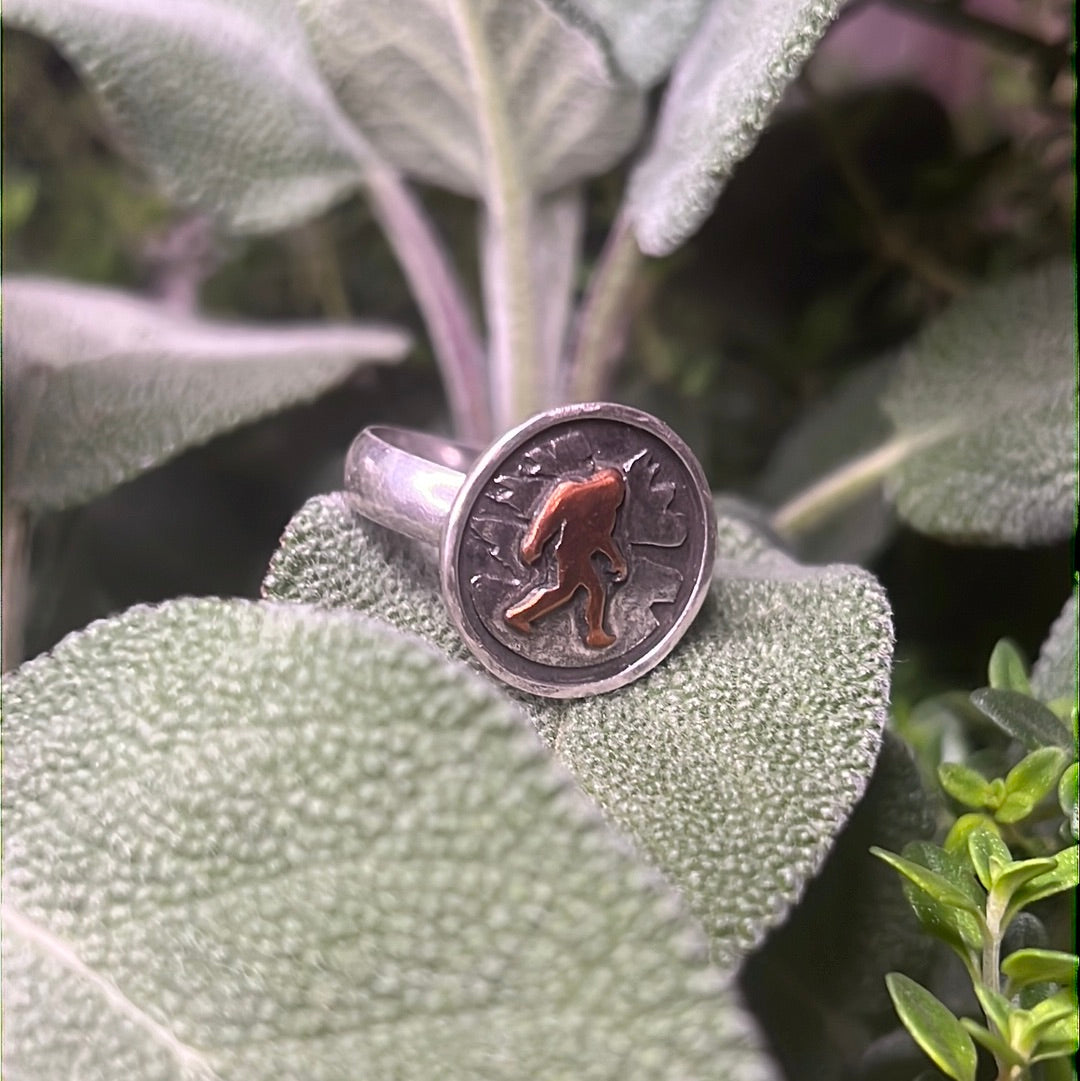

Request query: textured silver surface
[{"left": 442, "top": 404, "right": 715, "bottom": 697}]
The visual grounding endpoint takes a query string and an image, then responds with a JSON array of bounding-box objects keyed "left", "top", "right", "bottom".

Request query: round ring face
[{"left": 441, "top": 403, "right": 716, "bottom": 697}]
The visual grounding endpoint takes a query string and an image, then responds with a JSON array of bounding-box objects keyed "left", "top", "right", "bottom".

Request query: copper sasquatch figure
[{"left": 503, "top": 467, "right": 628, "bottom": 648}]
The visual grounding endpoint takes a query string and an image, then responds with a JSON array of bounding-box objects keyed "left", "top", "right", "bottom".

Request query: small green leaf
[
  {"left": 973, "top": 983, "right": 1012, "bottom": 1037},
  {"left": 938, "top": 763, "right": 993, "bottom": 810},
  {"left": 992, "top": 858, "right": 1063, "bottom": 913},
  {"left": 1008, "top": 845, "right": 1080, "bottom": 920},
  {"left": 1025, "top": 987, "right": 1079, "bottom": 1042},
  {"left": 1031, "top": 591, "right": 1078, "bottom": 704},
  {"left": 996, "top": 747, "right": 1070, "bottom": 824},
  {"left": 1058, "top": 763, "right": 1078, "bottom": 840},
  {"left": 881, "top": 261, "right": 1074, "bottom": 545},
  {"left": 1002, "top": 949, "right": 1080, "bottom": 989},
  {"left": 1028, "top": 1013, "right": 1080, "bottom": 1062},
  {"left": 944, "top": 813, "right": 999, "bottom": 856},
  {"left": 885, "top": 972, "right": 978, "bottom": 1081},
  {"left": 872, "top": 848, "right": 984, "bottom": 915},
  {"left": 970, "top": 688, "right": 1072, "bottom": 751},
  {"left": 887, "top": 842, "right": 985, "bottom": 956},
  {"left": 3, "top": 278, "right": 410, "bottom": 512},
  {"left": 960, "top": 1019, "right": 1026, "bottom": 1067},
  {"left": 967, "top": 822, "right": 1012, "bottom": 890},
  {"left": 989, "top": 639, "right": 1032, "bottom": 694},
  {"left": 2, "top": 599, "right": 775, "bottom": 1079}
]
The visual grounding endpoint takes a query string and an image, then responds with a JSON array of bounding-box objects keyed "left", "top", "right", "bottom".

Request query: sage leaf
[
  {"left": 885, "top": 973, "right": 977, "bottom": 1081},
  {"left": 1002, "top": 949, "right": 1079, "bottom": 990},
  {"left": 2, "top": 277, "right": 411, "bottom": 513},
  {"left": 5, "top": 0, "right": 372, "bottom": 233},
  {"left": 970, "top": 688, "right": 1071, "bottom": 752},
  {"left": 264, "top": 493, "right": 893, "bottom": 967},
  {"left": 295, "top": 0, "right": 644, "bottom": 198},
  {"left": 762, "top": 357, "right": 896, "bottom": 564},
  {"left": 880, "top": 261, "right": 1075, "bottom": 545},
  {"left": 540, "top": 0, "right": 710, "bottom": 87},
  {"left": 1031, "top": 591, "right": 1078, "bottom": 704},
  {"left": 741, "top": 734, "right": 937, "bottom": 1070},
  {"left": 628, "top": 0, "right": 845, "bottom": 255},
  {"left": 2, "top": 598, "right": 777, "bottom": 1081}
]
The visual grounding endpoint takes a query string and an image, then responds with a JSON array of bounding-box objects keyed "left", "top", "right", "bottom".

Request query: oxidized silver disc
[{"left": 441, "top": 403, "right": 716, "bottom": 698}]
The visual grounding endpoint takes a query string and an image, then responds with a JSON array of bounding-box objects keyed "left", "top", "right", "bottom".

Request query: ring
[{"left": 344, "top": 402, "right": 716, "bottom": 698}]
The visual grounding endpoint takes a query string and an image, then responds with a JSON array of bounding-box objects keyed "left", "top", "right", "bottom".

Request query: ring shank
[{"left": 344, "top": 427, "right": 478, "bottom": 546}]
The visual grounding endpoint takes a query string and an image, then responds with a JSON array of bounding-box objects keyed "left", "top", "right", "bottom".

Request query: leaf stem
[
  {"left": 364, "top": 165, "right": 490, "bottom": 442},
  {"left": 880, "top": 0, "right": 1068, "bottom": 76},
  {"left": 448, "top": 0, "right": 539, "bottom": 430},
  {"left": 771, "top": 430, "right": 940, "bottom": 538},
  {"left": 800, "top": 72, "right": 971, "bottom": 298},
  {"left": 566, "top": 209, "right": 643, "bottom": 403}
]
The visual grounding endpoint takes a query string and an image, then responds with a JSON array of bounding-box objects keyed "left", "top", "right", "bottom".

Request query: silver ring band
[
  {"left": 343, "top": 403, "right": 716, "bottom": 698},
  {"left": 344, "top": 427, "right": 477, "bottom": 546}
]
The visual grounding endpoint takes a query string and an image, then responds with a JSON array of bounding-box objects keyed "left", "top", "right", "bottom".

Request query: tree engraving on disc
[{"left": 462, "top": 426, "right": 690, "bottom": 668}]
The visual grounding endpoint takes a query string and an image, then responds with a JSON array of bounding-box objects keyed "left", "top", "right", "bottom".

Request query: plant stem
[
  {"left": 801, "top": 73, "right": 971, "bottom": 298},
  {"left": 771, "top": 430, "right": 941, "bottom": 538},
  {"left": 448, "top": 0, "right": 539, "bottom": 430},
  {"left": 2, "top": 504, "right": 31, "bottom": 672},
  {"left": 881, "top": 0, "right": 1068, "bottom": 75},
  {"left": 364, "top": 165, "right": 490, "bottom": 442},
  {"left": 566, "top": 209, "right": 643, "bottom": 403}
]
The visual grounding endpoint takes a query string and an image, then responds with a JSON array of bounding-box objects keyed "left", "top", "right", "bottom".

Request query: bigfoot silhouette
[{"left": 504, "top": 466, "right": 628, "bottom": 648}]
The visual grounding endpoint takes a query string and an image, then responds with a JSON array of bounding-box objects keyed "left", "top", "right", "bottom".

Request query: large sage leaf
[
  {"left": 2, "top": 598, "right": 777, "bottom": 1081},
  {"left": 3, "top": 277, "right": 410, "bottom": 512},
  {"left": 294, "top": 0, "right": 644, "bottom": 198},
  {"left": 1031, "top": 591, "right": 1078, "bottom": 704},
  {"left": 628, "top": 0, "right": 844, "bottom": 255},
  {"left": 541, "top": 0, "right": 710, "bottom": 87},
  {"left": 880, "top": 261, "right": 1075, "bottom": 545},
  {"left": 264, "top": 493, "right": 894, "bottom": 967},
  {"left": 5, "top": 0, "right": 373, "bottom": 233}
]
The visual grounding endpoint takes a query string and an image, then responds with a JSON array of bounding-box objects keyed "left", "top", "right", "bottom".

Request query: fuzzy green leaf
[
  {"left": 263, "top": 493, "right": 893, "bottom": 968},
  {"left": 944, "top": 813, "right": 999, "bottom": 856},
  {"left": 988, "top": 638, "right": 1032, "bottom": 695},
  {"left": 880, "top": 262, "right": 1075, "bottom": 545},
  {"left": 885, "top": 973, "right": 977, "bottom": 1081},
  {"left": 295, "top": 0, "right": 643, "bottom": 198},
  {"left": 2, "top": 277, "right": 410, "bottom": 513},
  {"left": 996, "top": 747, "right": 1070, "bottom": 824},
  {"left": 1031, "top": 592, "right": 1079, "bottom": 705},
  {"left": 938, "top": 763, "right": 993, "bottom": 810},
  {"left": 970, "top": 688, "right": 1072, "bottom": 752},
  {"left": 4, "top": 0, "right": 371, "bottom": 232},
  {"left": 1, "top": 598, "right": 777, "bottom": 1081},
  {"left": 1002, "top": 949, "right": 1080, "bottom": 990},
  {"left": 628, "top": 0, "right": 845, "bottom": 255},
  {"left": 539, "top": 0, "right": 709, "bottom": 87}
]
